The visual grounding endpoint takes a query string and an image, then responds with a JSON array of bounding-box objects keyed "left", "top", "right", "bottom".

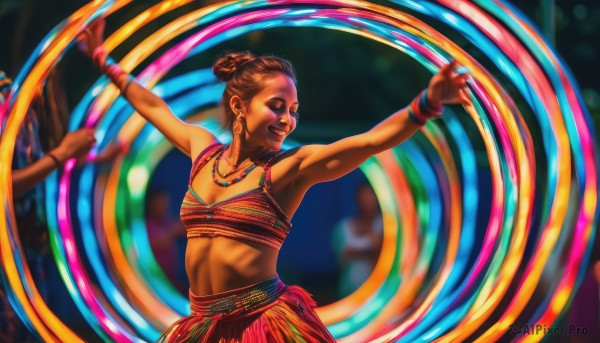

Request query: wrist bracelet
[
  {"left": 47, "top": 153, "right": 62, "bottom": 168},
  {"left": 407, "top": 107, "right": 427, "bottom": 125},
  {"left": 408, "top": 89, "right": 445, "bottom": 125},
  {"left": 419, "top": 90, "right": 443, "bottom": 116},
  {"left": 92, "top": 46, "right": 129, "bottom": 91},
  {"left": 122, "top": 75, "right": 134, "bottom": 94}
]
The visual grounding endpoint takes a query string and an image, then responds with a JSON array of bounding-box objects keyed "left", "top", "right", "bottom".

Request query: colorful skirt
[{"left": 157, "top": 275, "right": 336, "bottom": 343}]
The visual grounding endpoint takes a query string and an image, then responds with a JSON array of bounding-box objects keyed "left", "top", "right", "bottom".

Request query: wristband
[
  {"left": 122, "top": 75, "right": 134, "bottom": 94},
  {"left": 92, "top": 46, "right": 129, "bottom": 91},
  {"left": 408, "top": 89, "right": 444, "bottom": 125},
  {"left": 407, "top": 107, "right": 426, "bottom": 125},
  {"left": 419, "top": 90, "right": 444, "bottom": 116},
  {"left": 47, "top": 153, "right": 62, "bottom": 168}
]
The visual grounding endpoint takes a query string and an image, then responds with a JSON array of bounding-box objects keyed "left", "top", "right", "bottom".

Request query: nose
[{"left": 280, "top": 111, "right": 291, "bottom": 124}]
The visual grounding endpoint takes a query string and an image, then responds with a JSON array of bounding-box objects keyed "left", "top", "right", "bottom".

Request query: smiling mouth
[{"left": 269, "top": 127, "right": 287, "bottom": 138}]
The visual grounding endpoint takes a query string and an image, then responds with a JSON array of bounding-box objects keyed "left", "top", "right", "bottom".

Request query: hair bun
[{"left": 213, "top": 52, "right": 256, "bottom": 82}]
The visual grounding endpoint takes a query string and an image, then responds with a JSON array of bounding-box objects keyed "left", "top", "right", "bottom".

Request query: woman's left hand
[
  {"left": 77, "top": 19, "right": 106, "bottom": 59},
  {"left": 426, "top": 60, "right": 471, "bottom": 107}
]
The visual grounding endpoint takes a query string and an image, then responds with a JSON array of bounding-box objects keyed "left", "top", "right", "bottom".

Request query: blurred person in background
[
  {"left": 0, "top": 67, "right": 120, "bottom": 341},
  {"left": 146, "top": 188, "right": 187, "bottom": 293},
  {"left": 332, "top": 182, "right": 383, "bottom": 298}
]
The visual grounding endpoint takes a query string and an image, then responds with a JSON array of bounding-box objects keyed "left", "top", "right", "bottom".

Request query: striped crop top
[{"left": 180, "top": 144, "right": 292, "bottom": 250}]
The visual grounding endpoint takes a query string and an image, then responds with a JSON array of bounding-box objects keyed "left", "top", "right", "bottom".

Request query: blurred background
[{"left": 1, "top": 0, "right": 599, "bottom": 342}]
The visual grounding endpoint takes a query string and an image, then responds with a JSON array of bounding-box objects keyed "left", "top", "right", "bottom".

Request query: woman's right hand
[
  {"left": 52, "top": 128, "right": 96, "bottom": 163},
  {"left": 78, "top": 19, "right": 106, "bottom": 59}
]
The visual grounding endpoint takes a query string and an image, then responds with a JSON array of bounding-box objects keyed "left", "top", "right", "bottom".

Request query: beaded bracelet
[
  {"left": 92, "top": 46, "right": 131, "bottom": 92},
  {"left": 408, "top": 89, "right": 444, "bottom": 125}
]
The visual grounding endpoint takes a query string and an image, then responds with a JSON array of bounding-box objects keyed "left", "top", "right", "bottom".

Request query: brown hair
[{"left": 212, "top": 51, "right": 296, "bottom": 129}]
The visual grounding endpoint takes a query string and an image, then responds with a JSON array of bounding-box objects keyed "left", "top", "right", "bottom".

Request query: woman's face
[{"left": 241, "top": 73, "right": 299, "bottom": 151}]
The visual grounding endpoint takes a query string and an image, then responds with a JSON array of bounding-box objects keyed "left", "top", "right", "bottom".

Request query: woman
[
  {"left": 2, "top": 68, "right": 115, "bottom": 341},
  {"left": 333, "top": 182, "right": 383, "bottom": 298},
  {"left": 79, "top": 20, "right": 469, "bottom": 343}
]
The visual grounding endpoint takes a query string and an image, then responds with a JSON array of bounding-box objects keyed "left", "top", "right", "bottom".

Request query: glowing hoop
[{"left": 0, "top": 1, "right": 597, "bottom": 342}]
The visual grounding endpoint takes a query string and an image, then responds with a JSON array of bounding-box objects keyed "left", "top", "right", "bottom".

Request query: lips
[{"left": 268, "top": 126, "right": 287, "bottom": 138}]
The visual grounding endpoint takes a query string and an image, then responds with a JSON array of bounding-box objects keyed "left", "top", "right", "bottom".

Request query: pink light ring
[
  {"left": 317, "top": 6, "right": 451, "bottom": 64},
  {"left": 499, "top": 3, "right": 599, "bottom": 328},
  {"left": 454, "top": 0, "right": 584, "bottom": 307},
  {"left": 457, "top": 79, "right": 507, "bottom": 259},
  {"left": 511, "top": 0, "right": 598, "bottom": 277},
  {"left": 385, "top": 143, "right": 455, "bottom": 338},
  {"left": 538, "top": 165, "right": 597, "bottom": 326},
  {"left": 385, "top": 29, "right": 471, "bottom": 266},
  {"left": 445, "top": 0, "right": 560, "bottom": 119},
  {"left": 567, "top": 189, "right": 595, "bottom": 271},
  {"left": 445, "top": 0, "right": 569, "bottom": 199},
  {"left": 3, "top": 0, "right": 109, "bottom": 119},
  {"left": 83, "top": 68, "right": 133, "bottom": 128},
  {"left": 392, "top": 15, "right": 528, "bottom": 202},
  {"left": 0, "top": 4, "right": 110, "bottom": 339},
  {"left": 391, "top": 32, "right": 447, "bottom": 69},
  {"left": 318, "top": 7, "right": 411, "bottom": 34},
  {"left": 137, "top": 9, "right": 290, "bottom": 84},
  {"left": 446, "top": 6, "right": 570, "bottom": 261},
  {"left": 451, "top": 175, "right": 505, "bottom": 295},
  {"left": 87, "top": 10, "right": 306, "bottom": 158},
  {"left": 2, "top": 20, "right": 88, "bottom": 166},
  {"left": 57, "top": 159, "right": 135, "bottom": 342},
  {"left": 0, "top": 95, "right": 11, "bottom": 126},
  {"left": 3, "top": 217, "right": 38, "bottom": 300},
  {"left": 379, "top": 155, "right": 416, "bottom": 276},
  {"left": 356, "top": 152, "right": 422, "bottom": 338},
  {"left": 332, "top": 4, "right": 514, "bottom": 318},
  {"left": 391, "top": 134, "right": 459, "bottom": 337},
  {"left": 384, "top": 153, "right": 420, "bottom": 270},
  {"left": 471, "top": 79, "right": 520, "bottom": 187},
  {"left": 553, "top": 49, "right": 597, "bottom": 179},
  {"left": 504, "top": 89, "right": 537, "bottom": 168},
  {"left": 2, "top": 238, "right": 47, "bottom": 327},
  {"left": 2, "top": 178, "right": 66, "bottom": 341},
  {"left": 538, "top": 214, "right": 593, "bottom": 318},
  {"left": 499, "top": 0, "right": 590, "bottom": 127},
  {"left": 561, "top": 71, "right": 599, "bottom": 219}
]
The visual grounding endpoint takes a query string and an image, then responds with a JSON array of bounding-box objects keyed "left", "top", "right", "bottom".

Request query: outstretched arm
[
  {"left": 78, "top": 20, "right": 216, "bottom": 158},
  {"left": 294, "top": 61, "right": 470, "bottom": 186}
]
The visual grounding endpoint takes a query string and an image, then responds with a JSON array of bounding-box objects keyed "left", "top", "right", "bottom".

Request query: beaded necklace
[
  {"left": 217, "top": 155, "right": 255, "bottom": 178},
  {"left": 211, "top": 146, "right": 263, "bottom": 187}
]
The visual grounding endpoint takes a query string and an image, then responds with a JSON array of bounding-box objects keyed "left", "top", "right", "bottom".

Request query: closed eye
[{"left": 269, "top": 105, "right": 299, "bottom": 119}]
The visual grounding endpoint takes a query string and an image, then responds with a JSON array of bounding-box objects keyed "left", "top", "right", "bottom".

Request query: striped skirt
[{"left": 157, "top": 275, "right": 336, "bottom": 342}]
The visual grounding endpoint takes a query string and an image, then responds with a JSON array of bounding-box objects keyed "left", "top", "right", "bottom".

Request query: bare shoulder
[
  {"left": 267, "top": 147, "right": 300, "bottom": 182},
  {"left": 291, "top": 144, "right": 325, "bottom": 158},
  {"left": 269, "top": 145, "right": 322, "bottom": 187},
  {"left": 188, "top": 125, "right": 219, "bottom": 161},
  {"left": 267, "top": 147, "right": 311, "bottom": 217},
  {"left": 270, "top": 145, "right": 317, "bottom": 168}
]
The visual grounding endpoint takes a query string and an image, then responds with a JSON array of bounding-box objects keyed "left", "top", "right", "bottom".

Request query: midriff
[{"left": 185, "top": 235, "right": 279, "bottom": 296}]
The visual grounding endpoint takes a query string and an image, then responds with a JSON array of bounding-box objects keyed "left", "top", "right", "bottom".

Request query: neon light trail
[{"left": 0, "top": 1, "right": 597, "bottom": 342}]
